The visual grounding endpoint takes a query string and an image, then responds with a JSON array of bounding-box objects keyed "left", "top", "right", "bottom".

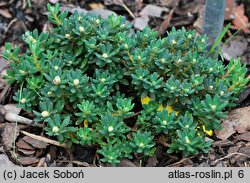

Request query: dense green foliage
[{"left": 3, "top": 3, "right": 249, "bottom": 165}]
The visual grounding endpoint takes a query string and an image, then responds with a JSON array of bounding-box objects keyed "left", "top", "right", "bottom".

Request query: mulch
[{"left": 0, "top": 0, "right": 250, "bottom": 167}]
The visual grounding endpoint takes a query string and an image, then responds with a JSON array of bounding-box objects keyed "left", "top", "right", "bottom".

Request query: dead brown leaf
[
  {"left": 215, "top": 106, "right": 250, "bottom": 140},
  {"left": 224, "top": 0, "right": 236, "bottom": 20},
  {"left": 0, "top": 9, "right": 12, "bottom": 18},
  {"left": 232, "top": 4, "right": 249, "bottom": 33},
  {"left": 1, "top": 123, "right": 20, "bottom": 150}
]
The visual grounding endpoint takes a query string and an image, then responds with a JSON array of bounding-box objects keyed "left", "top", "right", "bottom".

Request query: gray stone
[{"left": 0, "top": 154, "right": 17, "bottom": 167}]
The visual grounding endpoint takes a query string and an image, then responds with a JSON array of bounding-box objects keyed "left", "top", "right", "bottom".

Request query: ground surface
[{"left": 0, "top": 0, "right": 250, "bottom": 167}]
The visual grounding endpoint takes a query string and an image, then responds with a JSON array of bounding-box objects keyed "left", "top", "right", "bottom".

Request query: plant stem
[{"left": 124, "top": 111, "right": 141, "bottom": 119}]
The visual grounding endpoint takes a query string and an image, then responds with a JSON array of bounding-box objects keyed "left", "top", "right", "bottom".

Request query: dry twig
[
  {"left": 214, "top": 152, "right": 250, "bottom": 164},
  {"left": 20, "top": 130, "right": 68, "bottom": 148},
  {"left": 168, "top": 157, "right": 192, "bottom": 167},
  {"left": 119, "top": 0, "right": 135, "bottom": 19},
  {"left": 4, "top": 18, "right": 17, "bottom": 34},
  {"left": 124, "top": 111, "right": 141, "bottom": 119},
  {"left": 5, "top": 112, "right": 43, "bottom": 128}
]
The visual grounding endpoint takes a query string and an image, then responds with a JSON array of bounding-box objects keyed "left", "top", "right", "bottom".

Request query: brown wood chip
[
  {"left": 18, "top": 157, "right": 39, "bottom": 166},
  {"left": 212, "top": 140, "right": 234, "bottom": 147},
  {"left": 23, "top": 136, "right": 49, "bottom": 149},
  {"left": 18, "top": 148, "right": 36, "bottom": 156},
  {"left": 16, "top": 138, "right": 35, "bottom": 150},
  {"left": 1, "top": 123, "right": 20, "bottom": 150}
]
